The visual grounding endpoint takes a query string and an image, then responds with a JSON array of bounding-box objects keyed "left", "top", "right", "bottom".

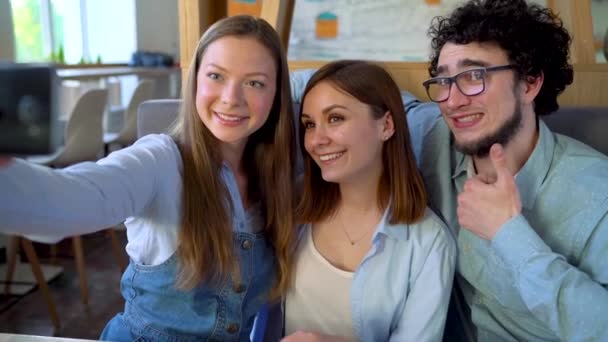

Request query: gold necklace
[{"left": 337, "top": 212, "right": 377, "bottom": 246}]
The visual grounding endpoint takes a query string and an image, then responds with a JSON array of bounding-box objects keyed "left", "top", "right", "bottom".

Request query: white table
[{"left": 57, "top": 66, "right": 181, "bottom": 100}]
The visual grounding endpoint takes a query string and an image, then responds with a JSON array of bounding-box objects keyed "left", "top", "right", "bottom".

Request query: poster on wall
[
  {"left": 228, "top": 0, "right": 262, "bottom": 17},
  {"left": 288, "top": 0, "right": 548, "bottom": 61},
  {"left": 288, "top": 0, "right": 459, "bottom": 61}
]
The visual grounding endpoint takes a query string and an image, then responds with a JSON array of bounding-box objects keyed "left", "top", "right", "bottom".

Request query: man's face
[{"left": 435, "top": 42, "right": 525, "bottom": 157}]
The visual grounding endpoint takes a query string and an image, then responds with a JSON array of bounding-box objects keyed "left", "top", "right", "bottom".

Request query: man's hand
[
  {"left": 281, "top": 331, "right": 349, "bottom": 342},
  {"left": 457, "top": 144, "right": 522, "bottom": 240}
]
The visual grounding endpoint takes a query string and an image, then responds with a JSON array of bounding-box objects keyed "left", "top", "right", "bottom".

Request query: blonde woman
[{"left": 0, "top": 15, "right": 296, "bottom": 341}]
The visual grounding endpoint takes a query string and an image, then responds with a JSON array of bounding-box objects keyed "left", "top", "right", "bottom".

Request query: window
[
  {"left": 10, "top": 0, "right": 136, "bottom": 64},
  {"left": 10, "top": 0, "right": 45, "bottom": 62}
]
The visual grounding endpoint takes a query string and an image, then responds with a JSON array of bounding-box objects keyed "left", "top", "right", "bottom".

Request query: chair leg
[
  {"left": 4, "top": 236, "right": 20, "bottom": 295},
  {"left": 50, "top": 244, "right": 59, "bottom": 265},
  {"left": 107, "top": 229, "right": 127, "bottom": 272},
  {"left": 72, "top": 236, "right": 89, "bottom": 306},
  {"left": 21, "top": 238, "right": 61, "bottom": 331}
]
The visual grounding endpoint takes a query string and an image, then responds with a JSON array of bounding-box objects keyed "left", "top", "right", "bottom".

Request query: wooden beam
[
  {"left": 549, "top": 0, "right": 595, "bottom": 64},
  {"left": 559, "top": 64, "right": 608, "bottom": 106},
  {"left": 178, "top": 0, "right": 202, "bottom": 79},
  {"left": 289, "top": 61, "right": 432, "bottom": 101},
  {"left": 289, "top": 61, "right": 608, "bottom": 107},
  {"left": 260, "top": 0, "right": 295, "bottom": 50},
  {"left": 177, "top": 0, "right": 226, "bottom": 82}
]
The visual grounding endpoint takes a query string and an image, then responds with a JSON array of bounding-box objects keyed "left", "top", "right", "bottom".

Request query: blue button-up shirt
[
  {"left": 266, "top": 208, "right": 456, "bottom": 342},
  {"left": 405, "top": 94, "right": 608, "bottom": 342}
]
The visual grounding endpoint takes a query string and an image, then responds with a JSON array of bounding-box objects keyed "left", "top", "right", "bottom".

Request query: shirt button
[
  {"left": 234, "top": 283, "right": 246, "bottom": 293},
  {"left": 226, "top": 323, "right": 239, "bottom": 334},
  {"left": 241, "top": 239, "right": 252, "bottom": 250}
]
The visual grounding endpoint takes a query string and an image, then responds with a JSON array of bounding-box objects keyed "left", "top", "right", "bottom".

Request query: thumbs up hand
[{"left": 457, "top": 144, "right": 522, "bottom": 240}]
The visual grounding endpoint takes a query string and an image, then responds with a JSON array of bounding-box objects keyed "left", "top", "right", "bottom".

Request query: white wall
[
  {"left": 592, "top": 0, "right": 608, "bottom": 62},
  {"left": 592, "top": 0, "right": 608, "bottom": 37},
  {"left": 0, "top": 0, "right": 15, "bottom": 61},
  {"left": 135, "top": 0, "right": 179, "bottom": 59}
]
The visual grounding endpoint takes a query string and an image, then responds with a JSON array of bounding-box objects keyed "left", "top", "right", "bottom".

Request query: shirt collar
[
  {"left": 297, "top": 205, "right": 409, "bottom": 245},
  {"left": 513, "top": 120, "right": 554, "bottom": 209},
  {"left": 372, "top": 205, "right": 410, "bottom": 242},
  {"left": 452, "top": 145, "right": 468, "bottom": 181},
  {"left": 451, "top": 120, "right": 555, "bottom": 210}
]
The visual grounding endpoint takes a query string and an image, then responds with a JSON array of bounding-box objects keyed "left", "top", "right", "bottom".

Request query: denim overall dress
[{"left": 99, "top": 231, "right": 275, "bottom": 341}]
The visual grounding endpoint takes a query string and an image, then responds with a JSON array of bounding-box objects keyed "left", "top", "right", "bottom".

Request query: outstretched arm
[{"left": 0, "top": 135, "right": 179, "bottom": 238}]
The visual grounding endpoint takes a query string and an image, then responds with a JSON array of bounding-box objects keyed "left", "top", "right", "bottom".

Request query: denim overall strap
[{"left": 101, "top": 231, "right": 276, "bottom": 342}]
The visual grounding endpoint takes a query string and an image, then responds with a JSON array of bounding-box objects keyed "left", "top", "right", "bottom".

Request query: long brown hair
[
  {"left": 296, "top": 60, "right": 426, "bottom": 225},
  {"left": 171, "top": 15, "right": 296, "bottom": 299}
]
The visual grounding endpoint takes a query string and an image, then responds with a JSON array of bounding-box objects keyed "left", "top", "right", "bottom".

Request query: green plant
[{"left": 57, "top": 45, "right": 65, "bottom": 64}]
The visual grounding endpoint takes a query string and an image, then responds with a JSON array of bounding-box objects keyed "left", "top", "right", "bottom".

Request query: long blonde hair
[{"left": 171, "top": 15, "right": 296, "bottom": 299}]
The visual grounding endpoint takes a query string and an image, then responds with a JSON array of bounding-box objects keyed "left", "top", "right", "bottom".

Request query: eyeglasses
[{"left": 422, "top": 65, "right": 514, "bottom": 103}]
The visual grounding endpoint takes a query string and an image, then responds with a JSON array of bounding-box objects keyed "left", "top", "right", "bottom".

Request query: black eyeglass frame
[{"left": 422, "top": 64, "right": 515, "bottom": 103}]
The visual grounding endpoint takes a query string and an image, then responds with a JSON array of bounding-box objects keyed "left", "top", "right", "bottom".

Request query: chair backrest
[
  {"left": 137, "top": 99, "right": 181, "bottom": 138},
  {"left": 53, "top": 88, "right": 108, "bottom": 167},
  {"left": 116, "top": 79, "right": 156, "bottom": 145},
  {"left": 542, "top": 106, "right": 608, "bottom": 155}
]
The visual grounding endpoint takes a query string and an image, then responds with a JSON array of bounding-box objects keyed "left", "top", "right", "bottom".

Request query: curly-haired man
[{"left": 407, "top": 0, "right": 608, "bottom": 340}]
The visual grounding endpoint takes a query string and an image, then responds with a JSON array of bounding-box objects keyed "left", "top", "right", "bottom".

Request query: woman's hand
[{"left": 281, "top": 331, "right": 349, "bottom": 342}]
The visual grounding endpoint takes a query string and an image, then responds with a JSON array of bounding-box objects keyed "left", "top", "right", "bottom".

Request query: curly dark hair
[{"left": 428, "top": 0, "right": 573, "bottom": 116}]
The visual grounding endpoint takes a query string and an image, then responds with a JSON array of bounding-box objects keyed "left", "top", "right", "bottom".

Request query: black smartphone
[{"left": 0, "top": 63, "right": 62, "bottom": 155}]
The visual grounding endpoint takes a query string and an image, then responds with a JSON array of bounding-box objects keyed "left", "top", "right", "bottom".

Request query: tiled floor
[{"left": 0, "top": 231, "right": 127, "bottom": 339}]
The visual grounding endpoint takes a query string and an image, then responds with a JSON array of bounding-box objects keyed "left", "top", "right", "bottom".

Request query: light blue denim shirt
[
  {"left": 266, "top": 208, "right": 456, "bottom": 341},
  {"left": 404, "top": 94, "right": 608, "bottom": 342}
]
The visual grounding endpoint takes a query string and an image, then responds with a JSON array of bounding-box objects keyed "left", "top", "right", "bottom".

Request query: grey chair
[
  {"left": 104, "top": 80, "right": 156, "bottom": 153},
  {"left": 542, "top": 106, "right": 608, "bottom": 155},
  {"left": 137, "top": 99, "right": 181, "bottom": 138},
  {"left": 29, "top": 88, "right": 108, "bottom": 166}
]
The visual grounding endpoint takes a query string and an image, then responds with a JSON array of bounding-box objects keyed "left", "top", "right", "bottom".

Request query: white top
[
  {"left": 267, "top": 206, "right": 456, "bottom": 341},
  {"left": 285, "top": 226, "right": 356, "bottom": 340}
]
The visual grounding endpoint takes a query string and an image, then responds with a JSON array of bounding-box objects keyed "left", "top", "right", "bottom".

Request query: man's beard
[{"left": 453, "top": 96, "right": 523, "bottom": 158}]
